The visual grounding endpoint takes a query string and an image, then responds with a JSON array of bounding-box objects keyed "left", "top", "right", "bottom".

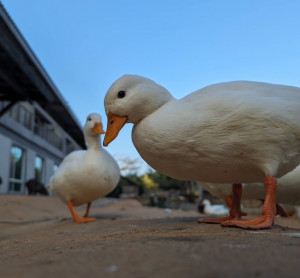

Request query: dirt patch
[{"left": 0, "top": 195, "right": 300, "bottom": 278}]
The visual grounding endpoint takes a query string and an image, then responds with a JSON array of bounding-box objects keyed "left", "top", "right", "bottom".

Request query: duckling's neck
[{"left": 85, "top": 135, "right": 102, "bottom": 151}]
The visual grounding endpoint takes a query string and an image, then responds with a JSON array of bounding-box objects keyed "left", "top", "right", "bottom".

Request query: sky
[{"left": 2, "top": 0, "right": 300, "bottom": 174}]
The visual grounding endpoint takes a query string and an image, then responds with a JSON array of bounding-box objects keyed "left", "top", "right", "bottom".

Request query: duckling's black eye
[
  {"left": 88, "top": 117, "right": 92, "bottom": 121},
  {"left": 118, "top": 91, "right": 126, "bottom": 98}
]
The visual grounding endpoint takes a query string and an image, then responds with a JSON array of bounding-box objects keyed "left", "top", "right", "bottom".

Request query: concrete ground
[{"left": 0, "top": 195, "right": 300, "bottom": 278}]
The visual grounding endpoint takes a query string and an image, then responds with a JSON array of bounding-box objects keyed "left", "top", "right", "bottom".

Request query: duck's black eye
[
  {"left": 118, "top": 91, "right": 126, "bottom": 98},
  {"left": 88, "top": 117, "right": 92, "bottom": 121}
]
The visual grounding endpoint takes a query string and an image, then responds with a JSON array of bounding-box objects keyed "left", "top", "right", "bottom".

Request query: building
[{"left": 0, "top": 3, "right": 86, "bottom": 194}]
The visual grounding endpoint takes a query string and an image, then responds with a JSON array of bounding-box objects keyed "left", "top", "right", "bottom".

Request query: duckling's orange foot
[
  {"left": 67, "top": 201, "right": 96, "bottom": 224},
  {"left": 74, "top": 217, "right": 96, "bottom": 223},
  {"left": 221, "top": 215, "right": 273, "bottom": 230}
]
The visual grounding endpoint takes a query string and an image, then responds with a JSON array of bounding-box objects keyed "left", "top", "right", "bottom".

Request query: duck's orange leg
[
  {"left": 225, "top": 195, "right": 247, "bottom": 217},
  {"left": 67, "top": 201, "right": 95, "bottom": 223},
  {"left": 222, "top": 176, "right": 276, "bottom": 229},
  {"left": 224, "top": 195, "right": 232, "bottom": 208},
  {"left": 83, "top": 202, "right": 92, "bottom": 218},
  {"left": 199, "top": 184, "right": 245, "bottom": 224}
]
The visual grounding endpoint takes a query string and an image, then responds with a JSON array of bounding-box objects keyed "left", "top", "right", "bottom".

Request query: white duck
[
  {"left": 48, "top": 113, "right": 120, "bottom": 223},
  {"left": 103, "top": 74, "right": 300, "bottom": 230},
  {"left": 199, "top": 199, "right": 229, "bottom": 216}
]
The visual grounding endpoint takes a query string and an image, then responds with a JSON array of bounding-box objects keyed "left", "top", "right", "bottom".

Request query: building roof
[{"left": 0, "top": 3, "right": 85, "bottom": 148}]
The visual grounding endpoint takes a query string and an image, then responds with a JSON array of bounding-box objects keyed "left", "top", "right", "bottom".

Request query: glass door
[{"left": 9, "top": 146, "right": 25, "bottom": 193}]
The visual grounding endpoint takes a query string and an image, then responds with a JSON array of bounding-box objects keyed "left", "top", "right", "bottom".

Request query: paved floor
[{"left": 0, "top": 195, "right": 300, "bottom": 278}]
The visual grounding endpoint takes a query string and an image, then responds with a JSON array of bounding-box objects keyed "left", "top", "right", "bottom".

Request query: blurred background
[{"left": 0, "top": 0, "right": 299, "bottom": 217}]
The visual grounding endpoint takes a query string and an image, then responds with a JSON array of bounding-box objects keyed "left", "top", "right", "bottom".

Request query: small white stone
[{"left": 106, "top": 265, "right": 118, "bottom": 272}]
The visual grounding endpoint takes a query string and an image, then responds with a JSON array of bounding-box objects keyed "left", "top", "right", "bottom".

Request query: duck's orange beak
[
  {"left": 93, "top": 122, "right": 105, "bottom": 135},
  {"left": 103, "top": 111, "right": 128, "bottom": 146}
]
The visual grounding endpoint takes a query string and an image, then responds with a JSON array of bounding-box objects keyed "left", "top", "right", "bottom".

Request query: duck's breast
[{"left": 50, "top": 150, "right": 120, "bottom": 205}]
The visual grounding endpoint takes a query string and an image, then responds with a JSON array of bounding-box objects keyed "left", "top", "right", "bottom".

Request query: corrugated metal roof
[{"left": 0, "top": 2, "right": 85, "bottom": 148}]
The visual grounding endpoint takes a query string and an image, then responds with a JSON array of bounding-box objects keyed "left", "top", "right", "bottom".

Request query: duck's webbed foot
[
  {"left": 222, "top": 176, "right": 276, "bottom": 230},
  {"left": 199, "top": 215, "right": 233, "bottom": 224},
  {"left": 221, "top": 215, "right": 273, "bottom": 229}
]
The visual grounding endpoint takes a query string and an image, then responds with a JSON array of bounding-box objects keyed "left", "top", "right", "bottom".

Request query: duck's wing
[{"left": 48, "top": 150, "right": 86, "bottom": 189}]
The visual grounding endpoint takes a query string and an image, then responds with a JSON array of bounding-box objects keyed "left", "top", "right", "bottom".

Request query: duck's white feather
[
  {"left": 105, "top": 75, "right": 300, "bottom": 183},
  {"left": 48, "top": 113, "right": 120, "bottom": 206}
]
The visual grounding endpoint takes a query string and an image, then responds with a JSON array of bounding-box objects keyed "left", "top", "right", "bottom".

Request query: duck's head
[
  {"left": 84, "top": 113, "right": 105, "bottom": 138},
  {"left": 103, "top": 74, "right": 173, "bottom": 146}
]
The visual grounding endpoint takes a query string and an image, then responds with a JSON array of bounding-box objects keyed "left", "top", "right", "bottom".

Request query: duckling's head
[
  {"left": 84, "top": 113, "right": 105, "bottom": 138},
  {"left": 202, "top": 199, "right": 211, "bottom": 206},
  {"left": 103, "top": 74, "right": 173, "bottom": 146}
]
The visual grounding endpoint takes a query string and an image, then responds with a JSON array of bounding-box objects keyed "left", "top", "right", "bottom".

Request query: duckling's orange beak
[
  {"left": 93, "top": 122, "right": 105, "bottom": 135},
  {"left": 103, "top": 111, "right": 128, "bottom": 146}
]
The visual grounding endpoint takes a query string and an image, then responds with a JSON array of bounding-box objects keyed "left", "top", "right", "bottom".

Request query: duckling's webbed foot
[
  {"left": 67, "top": 201, "right": 96, "bottom": 223},
  {"left": 199, "top": 184, "right": 245, "bottom": 224}
]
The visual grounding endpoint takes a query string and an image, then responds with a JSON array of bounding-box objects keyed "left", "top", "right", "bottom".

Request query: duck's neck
[
  {"left": 133, "top": 90, "right": 174, "bottom": 124},
  {"left": 85, "top": 135, "right": 102, "bottom": 151}
]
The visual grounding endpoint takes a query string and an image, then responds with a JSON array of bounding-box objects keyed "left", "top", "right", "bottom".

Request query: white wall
[
  {"left": 0, "top": 133, "right": 59, "bottom": 194},
  {"left": 45, "top": 157, "right": 55, "bottom": 187},
  {"left": 0, "top": 133, "right": 11, "bottom": 193}
]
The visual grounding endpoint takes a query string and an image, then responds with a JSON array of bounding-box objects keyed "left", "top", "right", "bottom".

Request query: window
[
  {"left": 9, "top": 146, "right": 25, "bottom": 193},
  {"left": 35, "top": 156, "right": 44, "bottom": 183}
]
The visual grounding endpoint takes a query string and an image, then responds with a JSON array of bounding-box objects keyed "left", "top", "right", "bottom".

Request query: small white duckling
[
  {"left": 199, "top": 199, "right": 229, "bottom": 216},
  {"left": 48, "top": 113, "right": 120, "bottom": 223}
]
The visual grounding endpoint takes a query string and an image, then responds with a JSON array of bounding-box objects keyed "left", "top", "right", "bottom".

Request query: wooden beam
[
  {"left": 0, "top": 20, "right": 56, "bottom": 103},
  {"left": 0, "top": 59, "right": 28, "bottom": 98}
]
